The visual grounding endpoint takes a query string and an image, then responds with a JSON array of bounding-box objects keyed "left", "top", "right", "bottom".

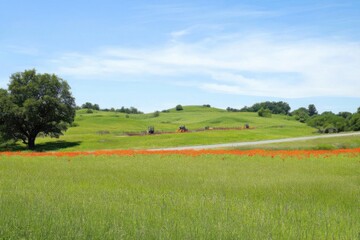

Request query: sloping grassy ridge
[{"left": 30, "top": 105, "right": 315, "bottom": 151}]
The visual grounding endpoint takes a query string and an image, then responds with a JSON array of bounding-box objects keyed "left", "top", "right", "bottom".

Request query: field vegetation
[
  {"left": 1, "top": 150, "right": 359, "bottom": 239},
  {"left": 1, "top": 104, "right": 359, "bottom": 239}
]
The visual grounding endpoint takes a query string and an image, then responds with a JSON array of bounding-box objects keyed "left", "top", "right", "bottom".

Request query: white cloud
[
  {"left": 171, "top": 29, "right": 190, "bottom": 39},
  {"left": 52, "top": 33, "right": 360, "bottom": 98}
]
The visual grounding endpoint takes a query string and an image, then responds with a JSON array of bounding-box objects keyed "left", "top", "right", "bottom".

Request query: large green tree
[{"left": 0, "top": 69, "right": 76, "bottom": 149}]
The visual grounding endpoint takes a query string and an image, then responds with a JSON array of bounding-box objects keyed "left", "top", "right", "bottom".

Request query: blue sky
[{"left": 1, "top": 0, "right": 359, "bottom": 113}]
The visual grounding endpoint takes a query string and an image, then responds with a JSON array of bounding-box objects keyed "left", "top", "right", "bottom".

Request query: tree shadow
[
  {"left": 0, "top": 140, "right": 82, "bottom": 152},
  {"left": 0, "top": 143, "right": 26, "bottom": 152},
  {"left": 33, "top": 141, "right": 82, "bottom": 152}
]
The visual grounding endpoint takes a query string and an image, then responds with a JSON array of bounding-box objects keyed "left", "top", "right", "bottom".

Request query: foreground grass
[{"left": 1, "top": 154, "right": 359, "bottom": 239}]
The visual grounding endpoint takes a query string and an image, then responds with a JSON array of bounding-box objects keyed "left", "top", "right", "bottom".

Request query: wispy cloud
[
  {"left": 51, "top": 31, "right": 360, "bottom": 98},
  {"left": 5, "top": 45, "right": 39, "bottom": 56}
]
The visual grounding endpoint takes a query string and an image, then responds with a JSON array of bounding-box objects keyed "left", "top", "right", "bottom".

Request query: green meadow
[
  {"left": 1, "top": 154, "right": 359, "bottom": 239},
  {"left": 18, "top": 105, "right": 317, "bottom": 151},
  {"left": 1, "top": 106, "right": 359, "bottom": 239}
]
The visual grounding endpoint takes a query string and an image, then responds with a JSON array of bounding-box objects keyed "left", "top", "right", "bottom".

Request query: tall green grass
[{"left": 1, "top": 154, "right": 359, "bottom": 239}]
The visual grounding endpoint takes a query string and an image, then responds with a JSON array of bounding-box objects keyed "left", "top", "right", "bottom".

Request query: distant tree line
[
  {"left": 227, "top": 101, "right": 291, "bottom": 115},
  {"left": 80, "top": 102, "right": 143, "bottom": 114},
  {"left": 241, "top": 101, "right": 291, "bottom": 115},
  {"left": 111, "top": 106, "right": 143, "bottom": 114},
  {"left": 293, "top": 106, "right": 360, "bottom": 133},
  {"left": 226, "top": 107, "right": 242, "bottom": 112},
  {"left": 228, "top": 101, "right": 360, "bottom": 134},
  {"left": 81, "top": 102, "right": 100, "bottom": 110}
]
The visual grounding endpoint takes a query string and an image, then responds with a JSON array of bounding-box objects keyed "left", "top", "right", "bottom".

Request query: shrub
[
  {"left": 70, "top": 122, "right": 79, "bottom": 127},
  {"left": 176, "top": 105, "right": 183, "bottom": 111},
  {"left": 258, "top": 108, "right": 272, "bottom": 118},
  {"left": 153, "top": 111, "right": 160, "bottom": 117}
]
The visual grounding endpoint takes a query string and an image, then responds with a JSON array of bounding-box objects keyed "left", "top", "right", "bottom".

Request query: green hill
[{"left": 29, "top": 105, "right": 316, "bottom": 151}]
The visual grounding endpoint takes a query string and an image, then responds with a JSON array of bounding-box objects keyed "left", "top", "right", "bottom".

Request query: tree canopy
[
  {"left": 291, "top": 107, "right": 310, "bottom": 123},
  {"left": 241, "top": 101, "right": 291, "bottom": 115},
  {"left": 0, "top": 69, "right": 76, "bottom": 149},
  {"left": 81, "top": 102, "right": 100, "bottom": 110},
  {"left": 308, "top": 104, "right": 318, "bottom": 116}
]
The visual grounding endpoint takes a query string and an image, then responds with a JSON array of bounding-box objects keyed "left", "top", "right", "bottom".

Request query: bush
[
  {"left": 176, "top": 105, "right": 183, "bottom": 111},
  {"left": 70, "top": 122, "right": 79, "bottom": 127},
  {"left": 291, "top": 107, "right": 310, "bottom": 123},
  {"left": 258, "top": 108, "right": 272, "bottom": 118},
  {"left": 153, "top": 111, "right": 160, "bottom": 117}
]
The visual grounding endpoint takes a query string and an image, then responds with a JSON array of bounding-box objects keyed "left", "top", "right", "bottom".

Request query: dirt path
[{"left": 151, "top": 132, "right": 360, "bottom": 150}]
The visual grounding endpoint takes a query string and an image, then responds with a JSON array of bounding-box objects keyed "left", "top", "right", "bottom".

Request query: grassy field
[
  {"left": 1, "top": 153, "right": 359, "bottom": 239},
  {"left": 233, "top": 135, "right": 360, "bottom": 150},
  {"left": 3, "top": 105, "right": 316, "bottom": 151}
]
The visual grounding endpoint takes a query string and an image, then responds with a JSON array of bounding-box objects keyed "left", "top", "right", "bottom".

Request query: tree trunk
[{"left": 28, "top": 136, "right": 36, "bottom": 150}]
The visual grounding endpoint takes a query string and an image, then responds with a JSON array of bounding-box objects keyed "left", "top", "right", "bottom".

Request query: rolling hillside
[{"left": 32, "top": 105, "right": 316, "bottom": 151}]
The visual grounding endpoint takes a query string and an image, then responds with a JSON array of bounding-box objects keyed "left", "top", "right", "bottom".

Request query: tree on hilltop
[
  {"left": 81, "top": 102, "right": 100, "bottom": 110},
  {"left": 176, "top": 105, "right": 183, "bottom": 111}
]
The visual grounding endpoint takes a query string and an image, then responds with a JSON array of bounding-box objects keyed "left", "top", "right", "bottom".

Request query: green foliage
[
  {"left": 337, "top": 112, "right": 352, "bottom": 119},
  {"left": 176, "top": 104, "right": 183, "bottom": 111},
  {"left": 258, "top": 108, "right": 272, "bottom": 118},
  {"left": 153, "top": 111, "right": 160, "bottom": 117},
  {"left": 116, "top": 106, "right": 143, "bottom": 114},
  {"left": 241, "top": 101, "right": 291, "bottom": 115},
  {"left": 291, "top": 105, "right": 359, "bottom": 133},
  {"left": 348, "top": 113, "right": 360, "bottom": 131},
  {"left": 226, "top": 107, "right": 241, "bottom": 112},
  {"left": 81, "top": 102, "right": 100, "bottom": 110},
  {"left": 1, "top": 154, "right": 359, "bottom": 239},
  {"left": 308, "top": 104, "right": 318, "bottom": 116},
  {"left": 307, "top": 112, "right": 346, "bottom": 133},
  {"left": 0, "top": 69, "right": 76, "bottom": 149},
  {"left": 291, "top": 107, "right": 310, "bottom": 123}
]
